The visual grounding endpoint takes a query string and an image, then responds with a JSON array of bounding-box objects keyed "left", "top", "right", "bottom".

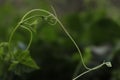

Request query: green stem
[
  {"left": 72, "top": 62, "right": 105, "bottom": 80},
  {"left": 22, "top": 15, "right": 44, "bottom": 22},
  {"left": 56, "top": 18, "right": 90, "bottom": 70},
  {"left": 8, "top": 22, "right": 22, "bottom": 57},
  {"left": 20, "top": 25, "right": 33, "bottom": 50}
]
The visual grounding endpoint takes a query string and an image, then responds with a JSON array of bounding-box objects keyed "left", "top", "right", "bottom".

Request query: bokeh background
[{"left": 0, "top": 0, "right": 120, "bottom": 80}]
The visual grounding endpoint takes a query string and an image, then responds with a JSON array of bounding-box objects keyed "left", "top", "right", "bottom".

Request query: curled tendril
[{"left": 44, "top": 15, "right": 57, "bottom": 25}]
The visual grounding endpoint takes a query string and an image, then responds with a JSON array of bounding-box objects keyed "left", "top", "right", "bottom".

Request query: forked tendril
[{"left": 8, "top": 7, "right": 112, "bottom": 80}]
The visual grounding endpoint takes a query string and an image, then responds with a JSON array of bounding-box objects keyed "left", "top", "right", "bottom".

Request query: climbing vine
[{"left": 0, "top": 6, "right": 112, "bottom": 80}]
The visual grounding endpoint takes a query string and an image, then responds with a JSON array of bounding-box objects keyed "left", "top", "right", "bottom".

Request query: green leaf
[
  {"left": 0, "top": 42, "right": 8, "bottom": 47},
  {"left": 20, "top": 50, "right": 39, "bottom": 69},
  {"left": 14, "top": 50, "right": 39, "bottom": 69},
  {"left": 29, "top": 19, "right": 38, "bottom": 33},
  {"left": 9, "top": 50, "right": 39, "bottom": 75},
  {"left": 31, "top": 19, "right": 38, "bottom": 25},
  {"left": 83, "top": 47, "right": 92, "bottom": 64},
  {"left": 0, "top": 47, "right": 4, "bottom": 76},
  {"left": 9, "top": 61, "right": 19, "bottom": 70}
]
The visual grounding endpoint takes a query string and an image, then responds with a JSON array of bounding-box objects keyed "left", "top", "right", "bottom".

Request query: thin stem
[
  {"left": 55, "top": 18, "right": 90, "bottom": 70},
  {"left": 51, "top": 5, "right": 57, "bottom": 17},
  {"left": 72, "top": 62, "right": 105, "bottom": 80},
  {"left": 20, "top": 25, "right": 33, "bottom": 50},
  {"left": 8, "top": 22, "right": 22, "bottom": 57},
  {"left": 22, "top": 15, "right": 44, "bottom": 22},
  {"left": 50, "top": 5, "right": 57, "bottom": 25},
  {"left": 72, "top": 62, "right": 82, "bottom": 78},
  {"left": 21, "top": 9, "right": 53, "bottom": 21}
]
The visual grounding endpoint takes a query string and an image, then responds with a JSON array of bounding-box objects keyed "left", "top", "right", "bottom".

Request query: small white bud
[{"left": 105, "top": 62, "right": 112, "bottom": 67}]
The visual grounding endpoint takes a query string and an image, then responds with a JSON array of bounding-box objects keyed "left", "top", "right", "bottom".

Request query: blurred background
[{"left": 0, "top": 0, "right": 120, "bottom": 80}]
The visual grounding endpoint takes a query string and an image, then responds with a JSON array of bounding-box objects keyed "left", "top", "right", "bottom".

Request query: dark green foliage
[{"left": 90, "top": 18, "right": 120, "bottom": 44}]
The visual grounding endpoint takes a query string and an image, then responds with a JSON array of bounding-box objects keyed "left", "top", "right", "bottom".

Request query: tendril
[{"left": 20, "top": 25, "right": 33, "bottom": 50}]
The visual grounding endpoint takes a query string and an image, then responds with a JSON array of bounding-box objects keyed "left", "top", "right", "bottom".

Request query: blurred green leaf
[
  {"left": 9, "top": 50, "right": 39, "bottom": 75},
  {"left": 83, "top": 47, "right": 92, "bottom": 64},
  {"left": 0, "top": 47, "right": 4, "bottom": 60},
  {"left": 15, "top": 50, "right": 39, "bottom": 69}
]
